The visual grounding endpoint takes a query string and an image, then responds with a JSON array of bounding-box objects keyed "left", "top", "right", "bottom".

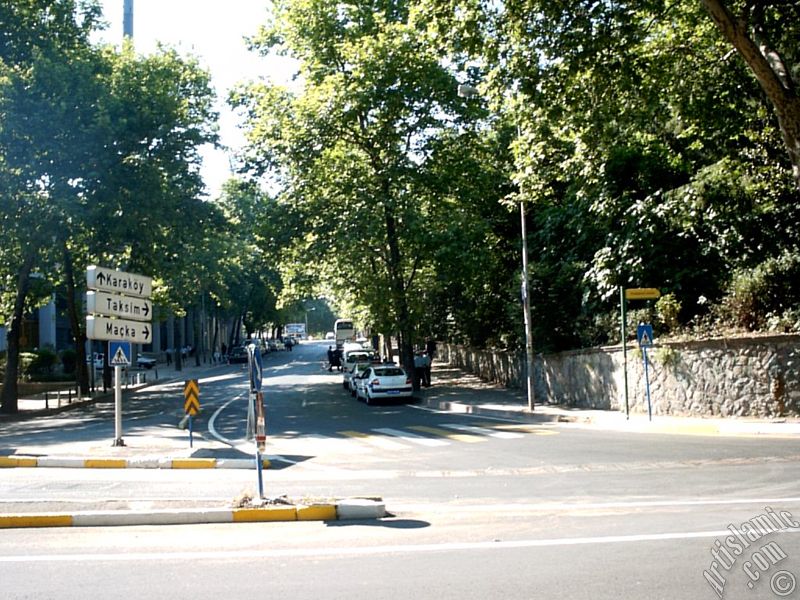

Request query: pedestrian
[
  {"left": 414, "top": 351, "right": 425, "bottom": 388},
  {"left": 422, "top": 351, "right": 432, "bottom": 387},
  {"left": 327, "top": 346, "right": 334, "bottom": 372},
  {"left": 165, "top": 348, "right": 172, "bottom": 366},
  {"left": 221, "top": 342, "right": 227, "bottom": 359}
]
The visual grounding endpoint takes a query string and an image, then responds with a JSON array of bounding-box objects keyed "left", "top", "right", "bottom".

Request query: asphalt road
[{"left": 1, "top": 341, "right": 799, "bottom": 599}]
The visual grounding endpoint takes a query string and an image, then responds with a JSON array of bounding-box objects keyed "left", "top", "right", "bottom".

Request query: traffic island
[
  {"left": 0, "top": 497, "right": 387, "bottom": 529},
  {"left": 0, "top": 455, "right": 271, "bottom": 469}
]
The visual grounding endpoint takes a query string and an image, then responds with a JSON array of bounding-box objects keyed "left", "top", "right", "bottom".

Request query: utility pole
[{"left": 123, "top": 0, "right": 133, "bottom": 39}]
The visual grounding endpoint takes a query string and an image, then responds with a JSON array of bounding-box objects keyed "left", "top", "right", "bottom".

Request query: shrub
[
  {"left": 719, "top": 251, "right": 800, "bottom": 330},
  {"left": 60, "top": 348, "right": 77, "bottom": 374},
  {"left": 655, "top": 293, "right": 682, "bottom": 333}
]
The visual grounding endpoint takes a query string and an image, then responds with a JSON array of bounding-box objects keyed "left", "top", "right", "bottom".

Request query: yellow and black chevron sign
[{"left": 183, "top": 379, "right": 200, "bottom": 416}]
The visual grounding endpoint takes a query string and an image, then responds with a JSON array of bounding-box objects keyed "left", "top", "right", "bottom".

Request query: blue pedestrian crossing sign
[
  {"left": 636, "top": 324, "right": 654, "bottom": 348},
  {"left": 109, "top": 341, "right": 132, "bottom": 366}
]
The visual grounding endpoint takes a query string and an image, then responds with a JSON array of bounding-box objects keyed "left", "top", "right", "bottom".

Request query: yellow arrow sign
[
  {"left": 183, "top": 379, "right": 200, "bottom": 416},
  {"left": 625, "top": 288, "right": 661, "bottom": 301}
]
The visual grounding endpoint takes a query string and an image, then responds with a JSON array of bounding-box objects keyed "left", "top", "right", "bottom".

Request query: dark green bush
[
  {"left": 720, "top": 251, "right": 800, "bottom": 331},
  {"left": 60, "top": 348, "right": 77, "bottom": 374}
]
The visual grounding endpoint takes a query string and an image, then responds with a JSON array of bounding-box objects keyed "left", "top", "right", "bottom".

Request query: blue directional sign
[
  {"left": 636, "top": 324, "right": 654, "bottom": 348},
  {"left": 108, "top": 341, "right": 132, "bottom": 366}
]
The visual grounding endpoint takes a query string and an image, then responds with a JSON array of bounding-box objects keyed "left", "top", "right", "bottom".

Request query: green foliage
[
  {"left": 718, "top": 251, "right": 800, "bottom": 331},
  {"left": 60, "top": 348, "right": 77, "bottom": 374},
  {"left": 656, "top": 294, "right": 682, "bottom": 334},
  {"left": 653, "top": 346, "right": 681, "bottom": 370}
]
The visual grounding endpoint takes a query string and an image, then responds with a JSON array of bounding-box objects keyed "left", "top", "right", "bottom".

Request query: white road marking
[
  {"left": 373, "top": 428, "right": 450, "bottom": 447},
  {"left": 441, "top": 423, "right": 524, "bottom": 439},
  {"left": 3, "top": 528, "right": 799, "bottom": 563},
  {"left": 337, "top": 430, "right": 410, "bottom": 450}
]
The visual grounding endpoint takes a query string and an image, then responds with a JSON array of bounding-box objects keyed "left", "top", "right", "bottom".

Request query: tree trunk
[
  {"left": 382, "top": 199, "right": 418, "bottom": 391},
  {"left": 174, "top": 317, "right": 183, "bottom": 371},
  {"left": 193, "top": 307, "right": 202, "bottom": 366},
  {"left": 0, "top": 253, "right": 35, "bottom": 414},
  {"left": 62, "top": 244, "right": 90, "bottom": 396},
  {"left": 701, "top": 0, "right": 800, "bottom": 190}
]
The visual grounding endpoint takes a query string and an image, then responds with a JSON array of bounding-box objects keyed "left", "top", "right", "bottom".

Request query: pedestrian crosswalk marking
[
  {"left": 407, "top": 425, "right": 486, "bottom": 443},
  {"left": 475, "top": 422, "right": 560, "bottom": 436},
  {"left": 441, "top": 423, "right": 524, "bottom": 440},
  {"left": 373, "top": 428, "right": 450, "bottom": 447},
  {"left": 338, "top": 430, "right": 409, "bottom": 450}
]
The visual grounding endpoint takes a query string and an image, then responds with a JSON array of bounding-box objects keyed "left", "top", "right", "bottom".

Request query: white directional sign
[
  {"left": 86, "top": 315, "right": 152, "bottom": 344},
  {"left": 87, "top": 291, "right": 152, "bottom": 323},
  {"left": 86, "top": 266, "right": 153, "bottom": 345},
  {"left": 86, "top": 266, "right": 152, "bottom": 299}
]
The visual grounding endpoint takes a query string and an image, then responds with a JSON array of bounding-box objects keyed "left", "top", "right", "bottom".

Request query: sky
[{"left": 93, "top": 0, "right": 297, "bottom": 198}]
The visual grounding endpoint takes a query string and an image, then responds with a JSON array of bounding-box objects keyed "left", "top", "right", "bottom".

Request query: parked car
[
  {"left": 136, "top": 354, "right": 157, "bottom": 369},
  {"left": 86, "top": 352, "right": 104, "bottom": 369},
  {"left": 229, "top": 345, "right": 249, "bottom": 364},
  {"left": 354, "top": 365, "right": 413, "bottom": 405},
  {"left": 342, "top": 343, "right": 373, "bottom": 366},
  {"left": 343, "top": 360, "right": 373, "bottom": 393}
]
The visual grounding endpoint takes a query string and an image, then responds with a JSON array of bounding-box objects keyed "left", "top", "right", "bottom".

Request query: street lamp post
[{"left": 458, "top": 83, "right": 535, "bottom": 411}]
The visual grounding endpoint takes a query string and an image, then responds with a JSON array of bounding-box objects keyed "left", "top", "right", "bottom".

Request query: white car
[
  {"left": 354, "top": 365, "right": 413, "bottom": 405},
  {"left": 344, "top": 361, "right": 374, "bottom": 394},
  {"left": 341, "top": 347, "right": 374, "bottom": 373}
]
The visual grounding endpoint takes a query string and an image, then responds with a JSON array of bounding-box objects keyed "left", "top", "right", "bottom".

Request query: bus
[
  {"left": 333, "top": 319, "right": 355, "bottom": 344},
  {"left": 285, "top": 323, "right": 306, "bottom": 340}
]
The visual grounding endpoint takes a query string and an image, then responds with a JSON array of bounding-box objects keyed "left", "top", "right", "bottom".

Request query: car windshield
[{"left": 374, "top": 367, "right": 404, "bottom": 377}]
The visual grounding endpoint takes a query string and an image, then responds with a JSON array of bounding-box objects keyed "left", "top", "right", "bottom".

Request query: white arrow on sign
[
  {"left": 87, "top": 291, "right": 152, "bottom": 323},
  {"left": 87, "top": 266, "right": 152, "bottom": 299},
  {"left": 86, "top": 315, "right": 152, "bottom": 344}
]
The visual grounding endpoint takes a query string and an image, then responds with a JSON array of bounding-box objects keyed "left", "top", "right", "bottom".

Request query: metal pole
[
  {"left": 520, "top": 201, "right": 535, "bottom": 411},
  {"left": 113, "top": 364, "right": 124, "bottom": 446},
  {"left": 620, "top": 286, "right": 629, "bottom": 419},
  {"left": 123, "top": 0, "right": 134, "bottom": 39},
  {"left": 643, "top": 346, "right": 653, "bottom": 421}
]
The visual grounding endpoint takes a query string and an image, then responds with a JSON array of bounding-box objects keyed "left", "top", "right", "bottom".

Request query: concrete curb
[
  {"left": 420, "top": 399, "right": 572, "bottom": 424},
  {"left": 0, "top": 499, "right": 387, "bottom": 529},
  {"left": 0, "top": 456, "right": 270, "bottom": 470}
]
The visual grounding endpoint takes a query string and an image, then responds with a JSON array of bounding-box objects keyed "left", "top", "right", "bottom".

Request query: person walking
[
  {"left": 327, "top": 346, "right": 334, "bottom": 372},
  {"left": 422, "top": 351, "right": 432, "bottom": 387}
]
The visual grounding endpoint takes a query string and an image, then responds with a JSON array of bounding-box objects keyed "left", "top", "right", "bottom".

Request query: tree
[
  {"left": 236, "top": 0, "right": 475, "bottom": 381},
  {"left": 700, "top": 0, "right": 800, "bottom": 190},
  {"left": 0, "top": 0, "right": 102, "bottom": 412}
]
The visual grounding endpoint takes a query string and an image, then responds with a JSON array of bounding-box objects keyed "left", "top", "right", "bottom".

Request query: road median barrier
[
  {"left": 0, "top": 455, "right": 271, "bottom": 470},
  {"left": 0, "top": 498, "right": 387, "bottom": 529}
]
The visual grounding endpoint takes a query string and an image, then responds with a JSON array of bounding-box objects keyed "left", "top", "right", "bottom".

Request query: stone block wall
[{"left": 439, "top": 334, "right": 800, "bottom": 418}]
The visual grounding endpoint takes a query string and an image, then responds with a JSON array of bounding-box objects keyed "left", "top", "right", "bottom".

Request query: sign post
[
  {"left": 109, "top": 341, "right": 131, "bottom": 445},
  {"left": 637, "top": 323, "right": 654, "bottom": 421},
  {"left": 621, "top": 287, "right": 661, "bottom": 420},
  {"left": 246, "top": 343, "right": 266, "bottom": 498},
  {"left": 86, "top": 266, "right": 153, "bottom": 446},
  {"left": 183, "top": 379, "right": 200, "bottom": 448}
]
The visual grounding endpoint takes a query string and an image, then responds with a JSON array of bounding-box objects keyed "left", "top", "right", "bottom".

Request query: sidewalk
[
  {"left": 3, "top": 357, "right": 227, "bottom": 420},
  {"left": 417, "top": 361, "right": 800, "bottom": 438}
]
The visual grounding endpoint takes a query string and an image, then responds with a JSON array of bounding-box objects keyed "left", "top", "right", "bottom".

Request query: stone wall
[{"left": 439, "top": 334, "right": 800, "bottom": 418}]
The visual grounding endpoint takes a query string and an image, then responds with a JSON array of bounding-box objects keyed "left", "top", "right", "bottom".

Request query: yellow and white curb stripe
[
  {"left": 0, "top": 499, "right": 386, "bottom": 529},
  {"left": 0, "top": 456, "right": 270, "bottom": 470}
]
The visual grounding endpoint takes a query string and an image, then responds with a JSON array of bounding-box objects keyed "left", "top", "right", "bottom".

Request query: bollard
[{"left": 45, "top": 392, "right": 49, "bottom": 410}]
